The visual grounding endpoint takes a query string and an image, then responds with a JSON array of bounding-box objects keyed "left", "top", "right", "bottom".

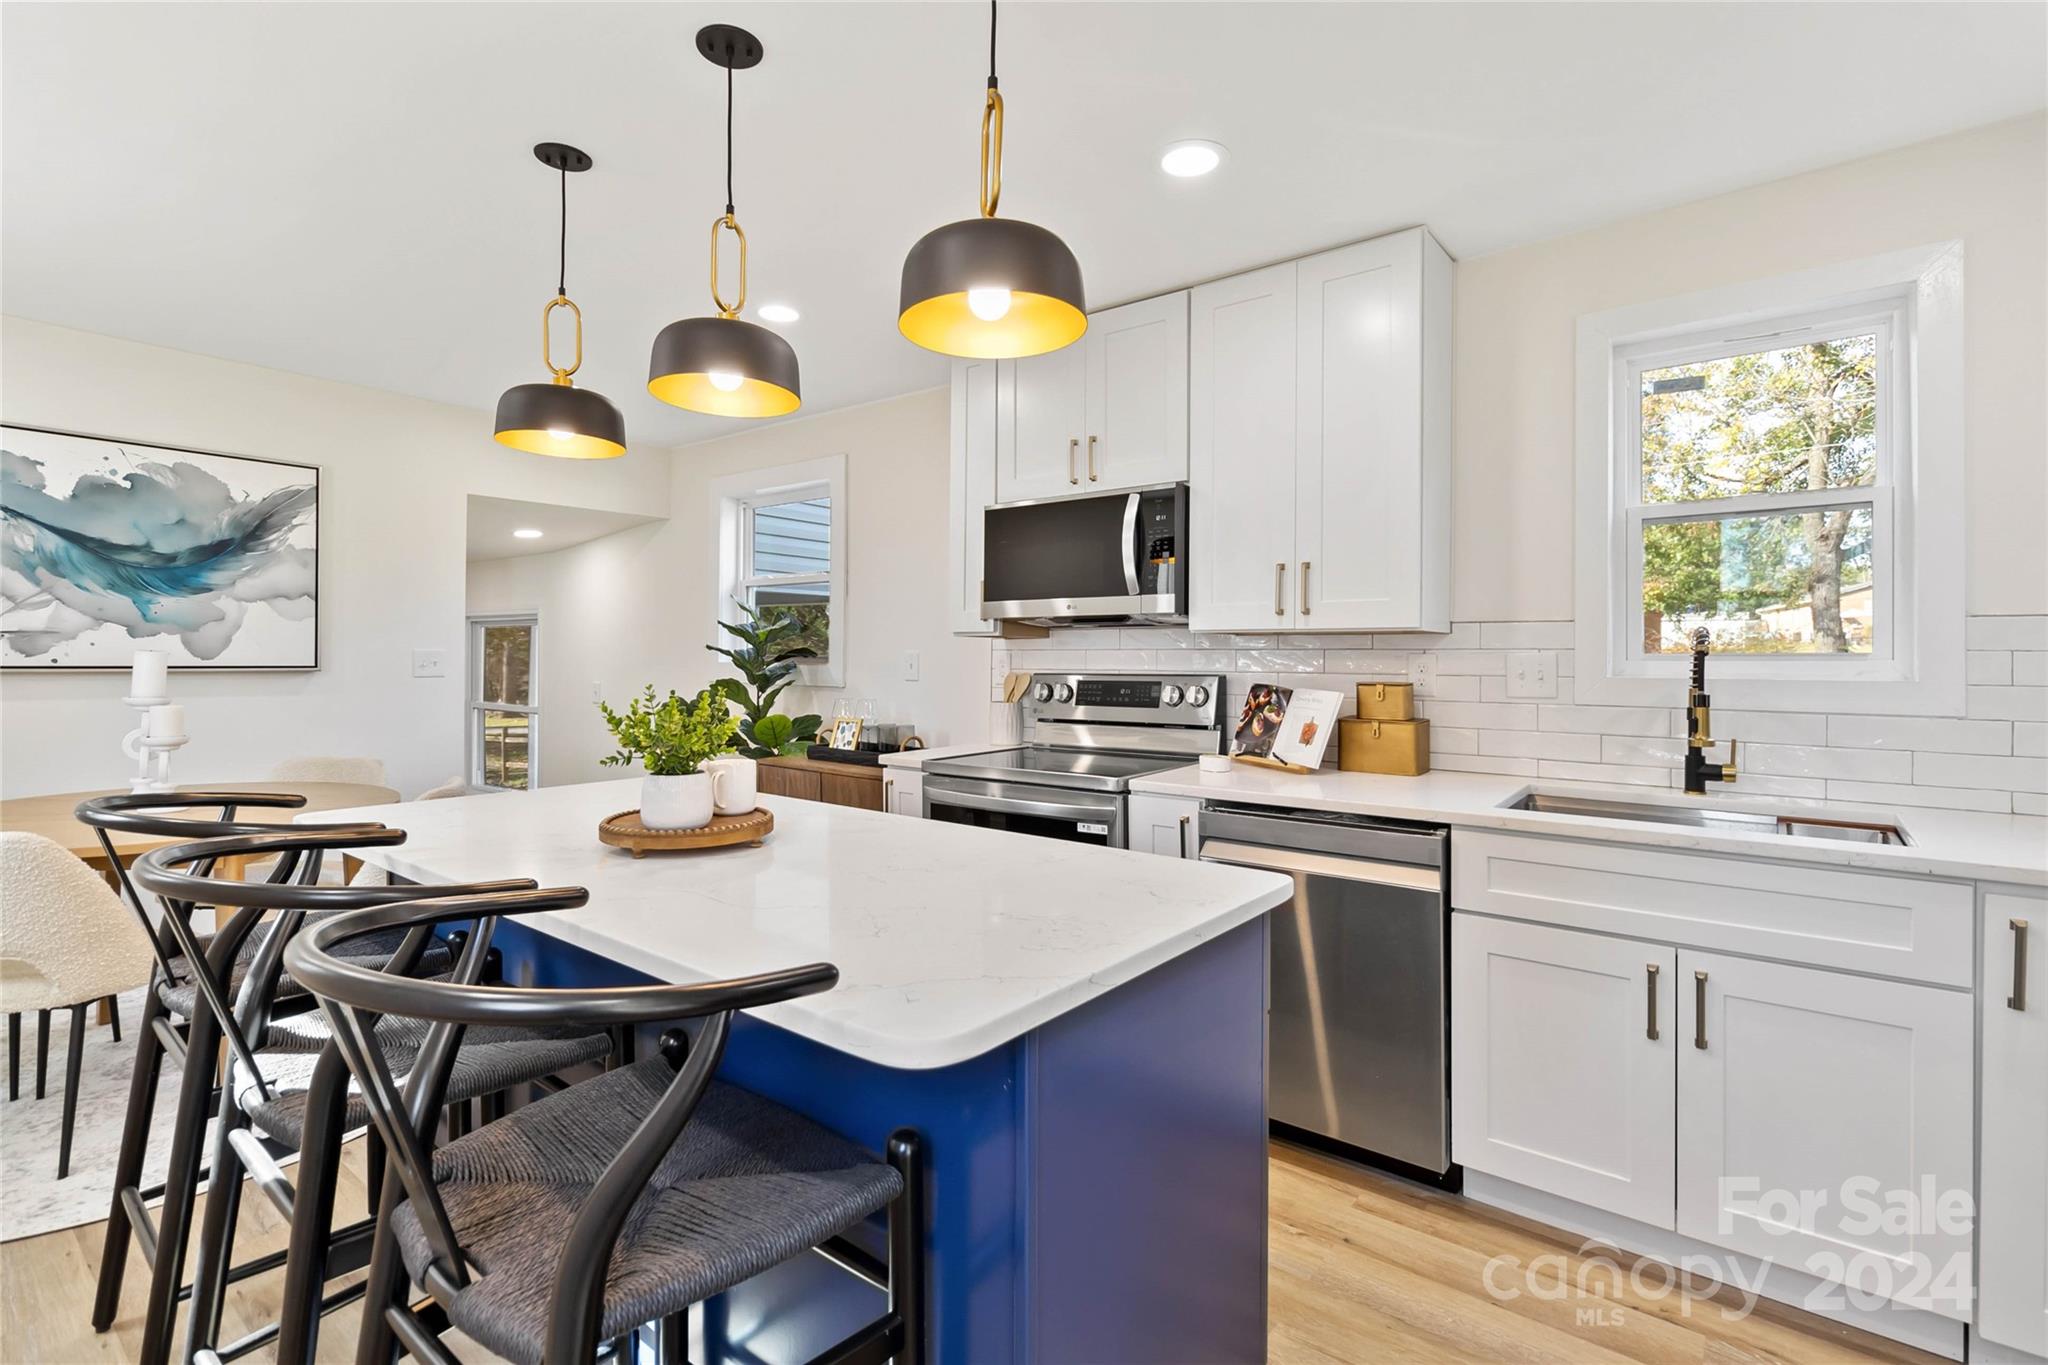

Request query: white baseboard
[{"left": 1463, "top": 1171, "right": 1968, "bottom": 1362}]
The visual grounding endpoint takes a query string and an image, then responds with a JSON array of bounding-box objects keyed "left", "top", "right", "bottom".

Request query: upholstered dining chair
[
  {"left": 283, "top": 888, "right": 927, "bottom": 1365},
  {"left": 128, "top": 827, "right": 615, "bottom": 1365},
  {"left": 0, "top": 831, "right": 155, "bottom": 1176},
  {"left": 269, "top": 755, "right": 389, "bottom": 786}
]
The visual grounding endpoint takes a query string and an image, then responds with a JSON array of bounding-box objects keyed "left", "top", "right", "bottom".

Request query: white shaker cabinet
[
  {"left": 1190, "top": 228, "right": 1451, "bottom": 633},
  {"left": 882, "top": 768, "right": 925, "bottom": 818},
  {"left": 948, "top": 358, "right": 1003, "bottom": 635},
  {"left": 997, "top": 292, "right": 1189, "bottom": 503},
  {"left": 1128, "top": 793, "right": 1199, "bottom": 858},
  {"left": 1451, "top": 914, "right": 1678, "bottom": 1229},
  {"left": 1675, "top": 951, "right": 1974, "bottom": 1318},
  {"left": 1188, "top": 262, "right": 1300, "bottom": 629},
  {"left": 1980, "top": 887, "right": 2048, "bottom": 1358}
]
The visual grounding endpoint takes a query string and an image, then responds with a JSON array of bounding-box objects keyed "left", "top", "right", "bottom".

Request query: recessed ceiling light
[
  {"left": 513, "top": 527, "right": 544, "bottom": 540},
  {"left": 757, "top": 303, "right": 800, "bottom": 324},
  {"left": 1160, "top": 140, "right": 1226, "bottom": 178}
]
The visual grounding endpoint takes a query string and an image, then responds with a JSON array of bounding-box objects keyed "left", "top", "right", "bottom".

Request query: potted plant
[
  {"left": 708, "top": 599, "right": 823, "bottom": 759},
  {"left": 597, "top": 685, "right": 741, "bottom": 830}
]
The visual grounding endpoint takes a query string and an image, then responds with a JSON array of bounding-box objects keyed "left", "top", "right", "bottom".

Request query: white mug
[{"left": 706, "top": 756, "right": 758, "bottom": 816}]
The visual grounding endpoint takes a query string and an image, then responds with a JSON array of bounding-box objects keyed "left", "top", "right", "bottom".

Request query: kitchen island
[{"left": 316, "top": 778, "right": 1291, "bottom": 1364}]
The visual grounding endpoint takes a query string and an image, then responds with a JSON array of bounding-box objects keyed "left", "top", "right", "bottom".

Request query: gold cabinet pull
[
  {"left": 1274, "top": 563, "right": 1286, "bottom": 617},
  {"left": 2011, "top": 919, "right": 2031, "bottom": 1012},
  {"left": 1300, "top": 561, "right": 1311, "bottom": 616},
  {"left": 1693, "top": 971, "right": 1709, "bottom": 1050},
  {"left": 1068, "top": 437, "right": 1078, "bottom": 485},
  {"left": 1087, "top": 434, "right": 1099, "bottom": 482},
  {"left": 1646, "top": 963, "right": 1661, "bottom": 1041},
  {"left": 1178, "top": 814, "right": 1191, "bottom": 859}
]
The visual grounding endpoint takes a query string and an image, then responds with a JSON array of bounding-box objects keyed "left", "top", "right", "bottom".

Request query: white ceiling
[
  {"left": 4, "top": 3, "right": 2041, "bottom": 450},
  {"left": 466, "top": 494, "right": 661, "bottom": 562}
]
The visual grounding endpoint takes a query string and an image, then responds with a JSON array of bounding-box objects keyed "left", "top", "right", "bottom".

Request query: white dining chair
[
  {"left": 0, "top": 831, "right": 156, "bottom": 1176},
  {"left": 268, "top": 756, "right": 388, "bottom": 786}
]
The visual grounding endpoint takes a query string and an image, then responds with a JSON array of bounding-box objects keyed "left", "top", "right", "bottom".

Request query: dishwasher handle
[{"left": 1200, "top": 839, "right": 1443, "bottom": 893}]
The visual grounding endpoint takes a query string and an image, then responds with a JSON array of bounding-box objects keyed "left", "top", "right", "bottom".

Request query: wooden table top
[{"left": 0, "top": 781, "right": 402, "bottom": 862}]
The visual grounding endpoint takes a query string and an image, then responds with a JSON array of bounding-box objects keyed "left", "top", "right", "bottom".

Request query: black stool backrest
[
  {"left": 127, "top": 828, "right": 537, "bottom": 1105},
  {"left": 281, "top": 891, "right": 839, "bottom": 1359}
]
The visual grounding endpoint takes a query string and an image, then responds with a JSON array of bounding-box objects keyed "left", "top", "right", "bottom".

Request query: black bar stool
[
  {"left": 126, "top": 827, "right": 615, "bottom": 1365},
  {"left": 284, "top": 887, "right": 927, "bottom": 1365}
]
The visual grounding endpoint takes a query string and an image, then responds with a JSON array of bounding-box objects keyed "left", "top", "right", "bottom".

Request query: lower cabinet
[
  {"left": 1451, "top": 915, "right": 1677, "bottom": 1228},
  {"left": 1676, "top": 950, "right": 1972, "bottom": 1314},
  {"left": 1453, "top": 912, "right": 1975, "bottom": 1319},
  {"left": 1980, "top": 887, "right": 2048, "bottom": 1358},
  {"left": 882, "top": 768, "right": 924, "bottom": 818},
  {"left": 1127, "top": 793, "right": 1199, "bottom": 858},
  {"left": 758, "top": 757, "right": 885, "bottom": 812}
]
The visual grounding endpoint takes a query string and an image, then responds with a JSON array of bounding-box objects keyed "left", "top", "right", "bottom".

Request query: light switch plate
[
  {"left": 1507, "top": 650, "right": 1558, "bottom": 699},
  {"left": 411, "top": 649, "right": 447, "bottom": 679},
  {"left": 902, "top": 650, "right": 921, "bottom": 682}
]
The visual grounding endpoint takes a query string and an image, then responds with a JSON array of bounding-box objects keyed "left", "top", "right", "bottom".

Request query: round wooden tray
[{"left": 598, "top": 807, "right": 774, "bottom": 857}]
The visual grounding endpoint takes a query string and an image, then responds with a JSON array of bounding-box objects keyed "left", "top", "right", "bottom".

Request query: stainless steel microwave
[{"left": 981, "top": 483, "right": 1187, "bottom": 626}]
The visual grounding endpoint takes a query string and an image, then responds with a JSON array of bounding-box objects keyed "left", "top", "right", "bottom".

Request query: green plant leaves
[{"left": 595, "top": 684, "right": 740, "bottom": 776}]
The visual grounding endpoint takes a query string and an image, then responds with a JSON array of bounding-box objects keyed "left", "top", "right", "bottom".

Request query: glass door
[{"left": 469, "top": 615, "right": 537, "bottom": 790}]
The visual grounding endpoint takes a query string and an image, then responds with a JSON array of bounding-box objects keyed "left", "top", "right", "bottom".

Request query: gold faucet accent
[{"left": 1685, "top": 628, "right": 1737, "bottom": 796}]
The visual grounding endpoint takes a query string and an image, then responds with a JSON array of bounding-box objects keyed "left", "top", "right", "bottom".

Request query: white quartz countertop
[
  {"left": 310, "top": 780, "right": 1291, "bottom": 1070},
  {"left": 1132, "top": 765, "right": 2048, "bottom": 885}
]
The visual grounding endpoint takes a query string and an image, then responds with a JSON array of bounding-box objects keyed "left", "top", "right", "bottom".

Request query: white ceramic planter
[{"left": 640, "top": 772, "right": 713, "bottom": 830}]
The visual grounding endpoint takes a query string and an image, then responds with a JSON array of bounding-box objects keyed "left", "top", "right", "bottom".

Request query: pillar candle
[
  {"left": 129, "top": 651, "right": 169, "bottom": 700},
  {"left": 146, "top": 703, "right": 186, "bottom": 742}
]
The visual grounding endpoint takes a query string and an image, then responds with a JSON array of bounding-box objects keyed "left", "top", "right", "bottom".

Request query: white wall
[
  {"left": 467, "top": 387, "right": 993, "bottom": 787},
  {"left": 1452, "top": 113, "right": 2045, "bottom": 622},
  {"left": 0, "top": 317, "right": 671, "bottom": 798}
]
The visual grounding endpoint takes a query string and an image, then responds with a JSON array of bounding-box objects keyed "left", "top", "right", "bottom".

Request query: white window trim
[
  {"left": 1573, "top": 242, "right": 1964, "bottom": 716},
  {"left": 467, "top": 612, "right": 539, "bottom": 789},
  {"left": 710, "top": 453, "right": 847, "bottom": 689}
]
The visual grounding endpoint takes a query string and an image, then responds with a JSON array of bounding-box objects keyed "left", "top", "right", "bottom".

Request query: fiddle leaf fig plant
[
  {"left": 597, "top": 685, "right": 740, "bottom": 776},
  {"left": 708, "top": 599, "right": 823, "bottom": 759}
]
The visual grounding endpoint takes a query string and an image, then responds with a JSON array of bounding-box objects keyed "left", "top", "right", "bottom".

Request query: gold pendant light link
[
  {"left": 542, "top": 294, "right": 583, "bottom": 382},
  {"left": 710, "top": 212, "right": 749, "bottom": 318},
  {"left": 979, "top": 87, "right": 1004, "bottom": 218}
]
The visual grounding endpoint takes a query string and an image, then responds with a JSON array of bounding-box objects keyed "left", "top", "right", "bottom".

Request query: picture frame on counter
[{"left": 826, "top": 716, "right": 864, "bottom": 750}]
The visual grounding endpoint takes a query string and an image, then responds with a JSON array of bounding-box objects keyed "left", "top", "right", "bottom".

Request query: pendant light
[
  {"left": 648, "top": 25, "right": 801, "bottom": 418},
  {"left": 493, "top": 143, "right": 627, "bottom": 460},
  {"left": 898, "top": 0, "right": 1085, "bottom": 359}
]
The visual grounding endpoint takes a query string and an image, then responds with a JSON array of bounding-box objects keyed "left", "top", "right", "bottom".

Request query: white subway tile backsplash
[
  {"left": 1421, "top": 674, "right": 1482, "bottom": 702},
  {"left": 1706, "top": 773, "right": 1828, "bottom": 799},
  {"left": 1483, "top": 730, "right": 1604, "bottom": 762},
  {"left": 1235, "top": 649, "right": 1323, "bottom": 674},
  {"left": 1428, "top": 753, "right": 1538, "bottom": 777},
  {"left": 1966, "top": 616, "right": 2048, "bottom": 651},
  {"left": 1599, "top": 735, "right": 1686, "bottom": 767},
  {"left": 1826, "top": 780, "right": 2013, "bottom": 814},
  {"left": 2016, "top": 723, "right": 2047, "bottom": 759},
  {"left": 2015, "top": 653, "right": 2048, "bottom": 687},
  {"left": 1086, "top": 649, "right": 1157, "bottom": 671},
  {"left": 1324, "top": 649, "right": 1411, "bottom": 677},
  {"left": 1184, "top": 651, "right": 1235, "bottom": 672},
  {"left": 1479, "top": 622, "right": 1575, "bottom": 650},
  {"left": 1539, "top": 760, "right": 1672, "bottom": 788},
  {"left": 1538, "top": 705, "right": 1671, "bottom": 737},
  {"left": 2016, "top": 793, "right": 2047, "bottom": 816},
  {"left": 1437, "top": 651, "right": 1507, "bottom": 676},
  {"left": 1969, "top": 686, "right": 2048, "bottom": 722},
  {"left": 1017, "top": 650, "right": 1087, "bottom": 670},
  {"left": 1744, "top": 743, "right": 1913, "bottom": 783},
  {"left": 1968, "top": 651, "right": 2015, "bottom": 685},
  {"left": 1224, "top": 634, "right": 1376, "bottom": 650},
  {"left": 1914, "top": 752, "right": 2048, "bottom": 794},
  {"left": 1422, "top": 700, "right": 1538, "bottom": 730},
  {"left": 1374, "top": 624, "right": 1484, "bottom": 651},
  {"left": 1430, "top": 726, "right": 1479, "bottom": 755},
  {"left": 1827, "top": 715, "right": 2012, "bottom": 754},
  {"left": 1695, "top": 710, "right": 1831, "bottom": 746}
]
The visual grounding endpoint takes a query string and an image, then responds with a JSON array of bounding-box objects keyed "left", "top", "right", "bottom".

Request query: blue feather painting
[{"left": 1, "top": 426, "right": 318, "bottom": 669}]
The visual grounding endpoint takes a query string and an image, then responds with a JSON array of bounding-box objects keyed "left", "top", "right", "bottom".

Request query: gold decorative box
[
  {"left": 1355, "top": 682, "right": 1416, "bottom": 721},
  {"left": 1338, "top": 718, "right": 1431, "bottom": 776}
]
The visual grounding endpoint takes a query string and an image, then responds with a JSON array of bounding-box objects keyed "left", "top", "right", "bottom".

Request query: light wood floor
[{"left": 3, "top": 1140, "right": 1947, "bottom": 1364}]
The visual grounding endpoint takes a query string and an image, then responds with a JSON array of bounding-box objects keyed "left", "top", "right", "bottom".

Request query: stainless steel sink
[{"left": 1508, "top": 792, "right": 1908, "bottom": 845}]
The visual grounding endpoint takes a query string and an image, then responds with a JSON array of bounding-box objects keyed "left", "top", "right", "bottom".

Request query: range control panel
[{"left": 1023, "top": 672, "right": 1222, "bottom": 728}]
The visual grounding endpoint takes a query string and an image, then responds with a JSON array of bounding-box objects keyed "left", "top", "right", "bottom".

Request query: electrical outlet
[
  {"left": 1411, "top": 654, "right": 1438, "bottom": 696},
  {"left": 1507, "top": 650, "right": 1558, "bottom": 699},
  {"left": 410, "top": 649, "right": 446, "bottom": 679},
  {"left": 902, "top": 650, "right": 921, "bottom": 682}
]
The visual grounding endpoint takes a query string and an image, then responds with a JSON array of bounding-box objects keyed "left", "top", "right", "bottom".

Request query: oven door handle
[
  {"left": 925, "top": 786, "right": 1119, "bottom": 824},
  {"left": 1199, "top": 839, "right": 1443, "bottom": 893},
  {"left": 1120, "top": 492, "right": 1142, "bottom": 596}
]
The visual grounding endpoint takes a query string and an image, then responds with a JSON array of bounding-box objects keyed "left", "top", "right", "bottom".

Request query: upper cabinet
[
  {"left": 1190, "top": 228, "right": 1452, "bottom": 633},
  {"left": 997, "top": 292, "right": 1190, "bottom": 502}
]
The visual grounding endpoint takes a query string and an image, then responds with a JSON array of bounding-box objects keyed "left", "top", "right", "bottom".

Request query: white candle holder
[{"left": 121, "top": 694, "right": 187, "bottom": 793}]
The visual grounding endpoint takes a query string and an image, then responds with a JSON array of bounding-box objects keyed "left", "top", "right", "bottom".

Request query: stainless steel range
[{"left": 921, "top": 672, "right": 1225, "bottom": 848}]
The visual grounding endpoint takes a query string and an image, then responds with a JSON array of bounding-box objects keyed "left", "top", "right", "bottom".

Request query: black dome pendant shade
[
  {"left": 898, "top": 0, "right": 1085, "bottom": 358},
  {"left": 647, "top": 25, "right": 801, "bottom": 419},
  {"left": 493, "top": 142, "right": 627, "bottom": 459}
]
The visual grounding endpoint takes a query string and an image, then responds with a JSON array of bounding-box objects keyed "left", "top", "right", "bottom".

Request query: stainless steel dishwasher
[{"left": 1200, "top": 803, "right": 1454, "bottom": 1183}]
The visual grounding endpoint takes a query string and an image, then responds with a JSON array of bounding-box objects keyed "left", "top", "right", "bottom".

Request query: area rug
[{"left": 0, "top": 986, "right": 200, "bottom": 1243}]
